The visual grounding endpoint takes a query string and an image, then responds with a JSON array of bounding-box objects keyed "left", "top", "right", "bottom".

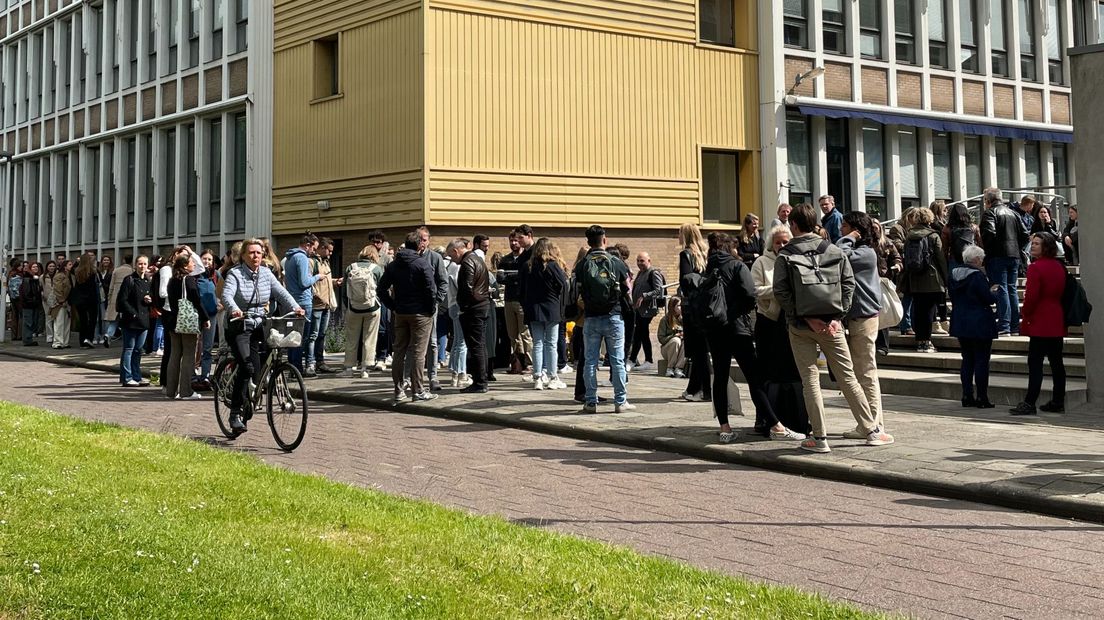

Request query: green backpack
[{"left": 579, "top": 251, "right": 621, "bottom": 315}]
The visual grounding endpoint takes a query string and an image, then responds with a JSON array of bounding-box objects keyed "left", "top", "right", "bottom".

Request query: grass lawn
[{"left": 0, "top": 402, "right": 882, "bottom": 619}]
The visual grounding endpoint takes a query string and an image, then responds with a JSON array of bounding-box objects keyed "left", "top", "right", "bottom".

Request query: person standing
[
  {"left": 18, "top": 263, "right": 44, "bottom": 346},
  {"left": 6, "top": 261, "right": 23, "bottom": 342},
  {"left": 455, "top": 237, "right": 493, "bottom": 394},
  {"left": 195, "top": 250, "right": 220, "bottom": 387},
  {"left": 736, "top": 214, "right": 764, "bottom": 268},
  {"left": 42, "top": 261, "right": 57, "bottom": 344},
  {"left": 819, "top": 195, "right": 843, "bottom": 243},
  {"left": 773, "top": 203, "right": 893, "bottom": 453},
  {"left": 70, "top": 254, "right": 101, "bottom": 349},
  {"left": 379, "top": 232, "right": 438, "bottom": 402},
  {"left": 342, "top": 245, "right": 385, "bottom": 378},
  {"left": 948, "top": 245, "right": 998, "bottom": 409},
  {"left": 981, "top": 187, "right": 1029, "bottom": 335},
  {"left": 524, "top": 237, "right": 568, "bottom": 390},
  {"left": 284, "top": 233, "right": 322, "bottom": 371},
  {"left": 94, "top": 255, "right": 114, "bottom": 345},
  {"left": 409, "top": 227, "right": 449, "bottom": 392},
  {"left": 50, "top": 260, "right": 73, "bottom": 349},
  {"left": 1010, "top": 233, "right": 1068, "bottom": 415},
  {"left": 899, "top": 208, "right": 949, "bottom": 354},
  {"left": 116, "top": 256, "right": 152, "bottom": 387},
  {"left": 163, "top": 254, "right": 210, "bottom": 400},
  {"left": 888, "top": 207, "right": 918, "bottom": 336},
  {"left": 576, "top": 225, "right": 633, "bottom": 413},
  {"left": 307, "top": 237, "right": 342, "bottom": 376},
  {"left": 678, "top": 223, "right": 711, "bottom": 402},
  {"left": 769, "top": 203, "right": 792, "bottom": 230},
  {"left": 628, "top": 251, "right": 664, "bottom": 372},
  {"left": 103, "top": 254, "right": 134, "bottom": 349},
  {"left": 1062, "top": 206, "right": 1079, "bottom": 266},
  {"left": 445, "top": 240, "right": 470, "bottom": 388},
  {"left": 942, "top": 203, "right": 980, "bottom": 268},
  {"left": 499, "top": 231, "right": 533, "bottom": 374}
]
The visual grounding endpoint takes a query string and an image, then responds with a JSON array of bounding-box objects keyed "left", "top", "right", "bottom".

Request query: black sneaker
[
  {"left": 975, "top": 400, "right": 995, "bottom": 409},
  {"left": 1039, "top": 401, "right": 1065, "bottom": 413},
  {"left": 460, "top": 384, "right": 488, "bottom": 394},
  {"left": 430, "top": 380, "right": 443, "bottom": 392},
  {"left": 1009, "top": 402, "right": 1037, "bottom": 416},
  {"left": 229, "top": 413, "right": 246, "bottom": 434}
]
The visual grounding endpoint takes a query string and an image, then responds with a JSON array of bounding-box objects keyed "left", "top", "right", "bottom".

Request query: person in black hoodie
[
  {"left": 18, "top": 262, "right": 44, "bottom": 346},
  {"left": 70, "top": 254, "right": 101, "bottom": 348},
  {"left": 704, "top": 232, "right": 787, "bottom": 444},
  {"left": 379, "top": 231, "right": 438, "bottom": 402},
  {"left": 163, "top": 254, "right": 210, "bottom": 400},
  {"left": 116, "top": 255, "right": 153, "bottom": 386}
]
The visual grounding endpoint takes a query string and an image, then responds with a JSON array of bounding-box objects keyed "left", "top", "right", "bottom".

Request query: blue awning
[{"left": 797, "top": 104, "right": 1073, "bottom": 143}]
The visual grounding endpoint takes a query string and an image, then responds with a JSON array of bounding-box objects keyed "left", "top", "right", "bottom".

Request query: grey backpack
[{"left": 779, "top": 240, "right": 848, "bottom": 318}]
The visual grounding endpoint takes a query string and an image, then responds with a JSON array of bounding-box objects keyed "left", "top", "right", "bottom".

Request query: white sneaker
[
  {"left": 360, "top": 370, "right": 370, "bottom": 380},
  {"left": 176, "top": 393, "right": 203, "bottom": 400},
  {"left": 154, "top": 349, "right": 164, "bottom": 357},
  {"left": 559, "top": 364, "right": 573, "bottom": 374},
  {"left": 547, "top": 378, "right": 567, "bottom": 390},
  {"left": 682, "top": 391, "right": 706, "bottom": 402},
  {"left": 636, "top": 361, "right": 656, "bottom": 372},
  {"left": 534, "top": 380, "right": 545, "bottom": 391},
  {"left": 614, "top": 402, "right": 637, "bottom": 413},
  {"left": 451, "top": 374, "right": 461, "bottom": 388},
  {"left": 46, "top": 335, "right": 53, "bottom": 343},
  {"left": 674, "top": 369, "right": 686, "bottom": 379},
  {"left": 124, "top": 379, "right": 140, "bottom": 387},
  {"left": 625, "top": 362, "right": 635, "bottom": 372},
  {"left": 665, "top": 368, "right": 676, "bottom": 378}
]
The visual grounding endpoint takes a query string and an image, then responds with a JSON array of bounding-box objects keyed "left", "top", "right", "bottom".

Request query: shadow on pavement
[{"left": 508, "top": 515, "right": 1104, "bottom": 531}]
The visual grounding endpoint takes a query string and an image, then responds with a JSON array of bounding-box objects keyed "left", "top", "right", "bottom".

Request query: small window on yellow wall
[
  {"left": 702, "top": 150, "right": 740, "bottom": 223},
  {"left": 700, "top": 0, "right": 735, "bottom": 47},
  {"left": 312, "top": 35, "right": 340, "bottom": 100}
]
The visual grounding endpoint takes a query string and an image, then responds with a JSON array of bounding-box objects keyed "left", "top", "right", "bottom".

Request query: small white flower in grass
[
  {"left": 136, "top": 550, "right": 145, "bottom": 557},
  {"left": 31, "top": 562, "right": 40, "bottom": 575},
  {"left": 284, "top": 548, "right": 291, "bottom": 552},
  {"left": 724, "top": 597, "right": 732, "bottom": 604}
]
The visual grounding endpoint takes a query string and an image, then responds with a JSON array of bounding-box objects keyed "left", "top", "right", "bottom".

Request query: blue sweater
[{"left": 284, "top": 247, "right": 320, "bottom": 307}]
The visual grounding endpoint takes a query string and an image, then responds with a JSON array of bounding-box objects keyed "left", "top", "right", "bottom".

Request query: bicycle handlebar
[{"left": 228, "top": 311, "right": 303, "bottom": 323}]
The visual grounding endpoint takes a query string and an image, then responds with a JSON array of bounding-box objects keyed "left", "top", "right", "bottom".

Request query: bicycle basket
[{"left": 263, "top": 317, "right": 306, "bottom": 348}]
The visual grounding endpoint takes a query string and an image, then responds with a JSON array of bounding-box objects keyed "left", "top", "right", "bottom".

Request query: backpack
[
  {"left": 686, "top": 269, "right": 728, "bottom": 327},
  {"left": 346, "top": 262, "right": 379, "bottom": 312},
  {"left": 561, "top": 274, "right": 580, "bottom": 322},
  {"left": 637, "top": 269, "right": 667, "bottom": 319},
  {"left": 1062, "top": 272, "right": 1092, "bottom": 327},
  {"left": 7, "top": 274, "right": 22, "bottom": 302},
  {"left": 578, "top": 251, "right": 621, "bottom": 314},
  {"left": 903, "top": 234, "right": 934, "bottom": 274},
  {"left": 778, "top": 239, "right": 848, "bottom": 318}
]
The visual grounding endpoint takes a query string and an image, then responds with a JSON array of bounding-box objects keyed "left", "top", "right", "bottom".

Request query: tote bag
[
  {"left": 878, "top": 277, "right": 904, "bottom": 330},
  {"left": 175, "top": 278, "right": 202, "bottom": 335}
]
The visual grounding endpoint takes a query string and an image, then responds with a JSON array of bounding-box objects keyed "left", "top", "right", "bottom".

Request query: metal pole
[{"left": 0, "top": 159, "right": 10, "bottom": 343}]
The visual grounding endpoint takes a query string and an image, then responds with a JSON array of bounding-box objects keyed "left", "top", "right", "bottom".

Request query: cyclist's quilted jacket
[{"left": 221, "top": 263, "right": 301, "bottom": 326}]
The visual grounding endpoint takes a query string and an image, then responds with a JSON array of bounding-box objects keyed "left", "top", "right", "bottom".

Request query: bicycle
[{"left": 212, "top": 313, "right": 309, "bottom": 451}]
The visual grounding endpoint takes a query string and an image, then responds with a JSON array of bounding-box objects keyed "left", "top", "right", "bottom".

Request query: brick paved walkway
[{"left": 2, "top": 355, "right": 1103, "bottom": 619}]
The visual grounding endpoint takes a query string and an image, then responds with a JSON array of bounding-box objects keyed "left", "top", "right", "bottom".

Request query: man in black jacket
[
  {"left": 980, "top": 187, "right": 1029, "bottom": 334},
  {"left": 379, "top": 232, "right": 438, "bottom": 402},
  {"left": 448, "top": 238, "right": 492, "bottom": 394}
]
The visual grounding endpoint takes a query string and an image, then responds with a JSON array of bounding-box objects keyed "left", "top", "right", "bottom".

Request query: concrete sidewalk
[{"left": 4, "top": 341, "right": 1103, "bottom": 524}]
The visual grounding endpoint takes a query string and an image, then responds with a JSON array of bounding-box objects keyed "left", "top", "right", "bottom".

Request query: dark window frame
[
  {"left": 859, "top": 0, "right": 882, "bottom": 59},
  {"left": 822, "top": 0, "right": 847, "bottom": 54},
  {"left": 701, "top": 149, "right": 741, "bottom": 224},
  {"left": 783, "top": 0, "right": 809, "bottom": 49},
  {"left": 895, "top": 0, "right": 916, "bottom": 64}
]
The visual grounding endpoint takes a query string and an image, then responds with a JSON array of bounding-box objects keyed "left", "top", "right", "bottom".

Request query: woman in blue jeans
[
  {"left": 196, "top": 250, "right": 221, "bottom": 386},
  {"left": 524, "top": 238, "right": 568, "bottom": 390},
  {"left": 116, "top": 256, "right": 152, "bottom": 387}
]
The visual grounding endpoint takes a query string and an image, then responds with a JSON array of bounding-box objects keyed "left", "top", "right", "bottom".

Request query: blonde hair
[
  {"left": 358, "top": 244, "right": 380, "bottom": 262},
  {"left": 900, "top": 207, "right": 919, "bottom": 230},
  {"left": 739, "top": 213, "right": 760, "bottom": 245},
  {"left": 678, "top": 223, "right": 707, "bottom": 273},
  {"left": 913, "top": 207, "right": 935, "bottom": 227},
  {"left": 665, "top": 296, "right": 682, "bottom": 329},
  {"left": 768, "top": 224, "right": 791, "bottom": 248},
  {"left": 74, "top": 254, "right": 96, "bottom": 284},
  {"left": 259, "top": 237, "right": 282, "bottom": 280},
  {"left": 530, "top": 237, "right": 565, "bottom": 271}
]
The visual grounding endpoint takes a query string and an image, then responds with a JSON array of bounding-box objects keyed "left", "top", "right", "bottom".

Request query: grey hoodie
[{"left": 835, "top": 236, "right": 882, "bottom": 320}]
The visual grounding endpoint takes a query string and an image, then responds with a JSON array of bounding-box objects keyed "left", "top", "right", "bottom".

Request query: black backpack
[
  {"left": 685, "top": 268, "right": 728, "bottom": 328},
  {"left": 578, "top": 251, "right": 621, "bottom": 315},
  {"left": 903, "top": 234, "right": 934, "bottom": 274},
  {"left": 1062, "top": 272, "right": 1092, "bottom": 327}
]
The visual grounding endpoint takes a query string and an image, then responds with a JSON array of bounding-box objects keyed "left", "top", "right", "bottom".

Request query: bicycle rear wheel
[
  {"left": 267, "top": 361, "right": 308, "bottom": 451},
  {"left": 213, "top": 357, "right": 238, "bottom": 439}
]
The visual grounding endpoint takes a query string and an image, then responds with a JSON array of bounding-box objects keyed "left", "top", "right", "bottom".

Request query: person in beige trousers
[{"left": 343, "top": 245, "right": 385, "bottom": 378}]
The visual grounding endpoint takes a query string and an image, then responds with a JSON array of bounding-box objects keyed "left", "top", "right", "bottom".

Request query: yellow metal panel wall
[
  {"left": 274, "top": 0, "right": 421, "bottom": 51},
  {"left": 273, "top": 9, "right": 424, "bottom": 228},
  {"left": 429, "top": 0, "right": 697, "bottom": 42},
  {"left": 272, "top": 170, "right": 424, "bottom": 235}
]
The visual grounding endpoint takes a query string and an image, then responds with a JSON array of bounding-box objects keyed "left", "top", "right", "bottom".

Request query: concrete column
[
  {"left": 758, "top": 0, "right": 786, "bottom": 219},
  {"left": 246, "top": 0, "right": 273, "bottom": 237},
  {"left": 849, "top": 117, "right": 866, "bottom": 212},
  {"left": 812, "top": 115, "right": 828, "bottom": 202}
]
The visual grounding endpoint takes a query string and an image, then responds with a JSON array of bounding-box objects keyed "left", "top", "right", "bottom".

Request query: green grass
[{"left": 0, "top": 402, "right": 882, "bottom": 619}]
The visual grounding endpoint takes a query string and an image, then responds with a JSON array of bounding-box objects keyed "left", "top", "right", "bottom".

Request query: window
[
  {"left": 898, "top": 128, "right": 920, "bottom": 201},
  {"left": 59, "top": 19, "right": 71, "bottom": 108},
  {"left": 143, "top": 134, "right": 154, "bottom": 239},
  {"left": 895, "top": 0, "right": 916, "bottom": 64},
  {"left": 164, "top": 128, "right": 176, "bottom": 237},
  {"left": 928, "top": 0, "right": 949, "bottom": 68},
  {"left": 146, "top": 0, "right": 157, "bottom": 82},
  {"left": 127, "top": 0, "right": 138, "bottom": 87},
  {"left": 786, "top": 112, "right": 811, "bottom": 205},
  {"left": 207, "top": 119, "right": 222, "bottom": 234},
  {"left": 964, "top": 136, "right": 982, "bottom": 198},
  {"left": 960, "top": 0, "right": 979, "bottom": 72},
  {"left": 992, "top": 0, "right": 1009, "bottom": 76},
  {"left": 186, "top": 123, "right": 199, "bottom": 235},
  {"left": 188, "top": 0, "right": 200, "bottom": 68},
  {"left": 1099, "top": 1, "right": 1104, "bottom": 43},
  {"left": 73, "top": 155, "right": 82, "bottom": 243},
  {"left": 211, "top": 0, "right": 225, "bottom": 61},
  {"left": 1020, "top": 0, "right": 1037, "bottom": 81},
  {"left": 28, "top": 160, "right": 39, "bottom": 247},
  {"left": 125, "top": 138, "right": 136, "bottom": 240},
  {"left": 862, "top": 124, "right": 885, "bottom": 220},
  {"left": 822, "top": 0, "right": 846, "bottom": 54},
  {"left": 1046, "top": 0, "right": 1064, "bottom": 85},
  {"left": 235, "top": 0, "right": 249, "bottom": 53},
  {"left": 167, "top": 0, "right": 180, "bottom": 74},
  {"left": 59, "top": 156, "right": 70, "bottom": 246},
  {"left": 233, "top": 113, "right": 247, "bottom": 231},
  {"left": 44, "top": 29, "right": 55, "bottom": 115},
  {"left": 995, "top": 138, "right": 1012, "bottom": 189},
  {"left": 312, "top": 36, "right": 340, "bottom": 99},
  {"left": 860, "top": 0, "right": 881, "bottom": 58},
  {"left": 93, "top": 7, "right": 103, "bottom": 97},
  {"left": 105, "top": 144, "right": 116, "bottom": 242},
  {"left": 783, "top": 0, "right": 808, "bottom": 48},
  {"left": 702, "top": 150, "right": 740, "bottom": 223},
  {"left": 699, "top": 0, "right": 735, "bottom": 47},
  {"left": 76, "top": 12, "right": 86, "bottom": 103},
  {"left": 1024, "top": 141, "right": 1042, "bottom": 189},
  {"left": 90, "top": 147, "right": 101, "bottom": 242},
  {"left": 109, "top": 1, "right": 120, "bottom": 93},
  {"left": 1053, "top": 143, "right": 1068, "bottom": 188},
  {"left": 932, "top": 132, "right": 953, "bottom": 200}
]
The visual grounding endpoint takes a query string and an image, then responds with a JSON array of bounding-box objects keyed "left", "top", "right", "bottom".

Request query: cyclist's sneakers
[
  {"left": 413, "top": 391, "right": 438, "bottom": 401},
  {"left": 229, "top": 413, "right": 247, "bottom": 434}
]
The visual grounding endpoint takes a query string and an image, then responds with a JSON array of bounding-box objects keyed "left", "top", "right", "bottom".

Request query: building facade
[
  {"left": 271, "top": 0, "right": 761, "bottom": 272},
  {"left": 759, "top": 0, "right": 1103, "bottom": 221},
  {"left": 0, "top": 0, "right": 274, "bottom": 266}
]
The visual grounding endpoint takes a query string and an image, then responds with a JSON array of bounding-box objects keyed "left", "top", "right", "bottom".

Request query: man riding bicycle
[{"left": 221, "top": 238, "right": 305, "bottom": 433}]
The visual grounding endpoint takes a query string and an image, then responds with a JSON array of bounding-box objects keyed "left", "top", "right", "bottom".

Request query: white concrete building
[
  {"left": 0, "top": 0, "right": 273, "bottom": 266},
  {"left": 759, "top": 0, "right": 1103, "bottom": 220}
]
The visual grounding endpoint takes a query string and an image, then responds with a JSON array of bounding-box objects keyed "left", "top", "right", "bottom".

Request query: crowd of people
[{"left": 3, "top": 184, "right": 1079, "bottom": 441}]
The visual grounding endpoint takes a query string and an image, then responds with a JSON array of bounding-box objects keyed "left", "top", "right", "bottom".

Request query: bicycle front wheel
[
  {"left": 267, "top": 361, "right": 308, "bottom": 451},
  {"left": 213, "top": 357, "right": 238, "bottom": 439}
]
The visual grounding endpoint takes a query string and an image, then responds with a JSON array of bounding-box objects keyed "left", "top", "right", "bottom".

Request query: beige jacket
[
  {"left": 311, "top": 258, "right": 338, "bottom": 310},
  {"left": 105, "top": 264, "right": 134, "bottom": 320},
  {"left": 751, "top": 250, "right": 782, "bottom": 321}
]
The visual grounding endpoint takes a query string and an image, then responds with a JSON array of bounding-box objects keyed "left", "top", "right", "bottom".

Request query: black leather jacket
[
  {"left": 981, "top": 203, "right": 1029, "bottom": 259},
  {"left": 457, "top": 251, "right": 490, "bottom": 311}
]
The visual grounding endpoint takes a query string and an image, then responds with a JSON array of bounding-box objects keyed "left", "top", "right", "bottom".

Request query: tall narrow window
[
  {"left": 125, "top": 138, "right": 136, "bottom": 240},
  {"left": 93, "top": 7, "right": 103, "bottom": 97},
  {"left": 164, "top": 128, "right": 176, "bottom": 237},
  {"left": 90, "top": 147, "right": 101, "bottom": 243},
  {"left": 186, "top": 123, "right": 198, "bottom": 235},
  {"left": 73, "top": 155, "right": 82, "bottom": 244},
  {"left": 59, "top": 156, "right": 70, "bottom": 246},
  {"left": 862, "top": 123, "right": 885, "bottom": 220},
  {"left": 786, "top": 112, "right": 811, "bottom": 206},
  {"left": 960, "top": 0, "right": 979, "bottom": 72},
  {"left": 932, "top": 132, "right": 953, "bottom": 200},
  {"left": 109, "top": 1, "right": 119, "bottom": 93},
  {"left": 1024, "top": 141, "right": 1042, "bottom": 189},
  {"left": 992, "top": 0, "right": 1009, "bottom": 76},
  {"left": 995, "top": 138, "right": 1012, "bottom": 189},
  {"left": 929, "top": 0, "right": 949, "bottom": 68},
  {"left": 699, "top": 0, "right": 735, "bottom": 47},
  {"left": 207, "top": 119, "right": 222, "bottom": 234},
  {"left": 1046, "top": 0, "right": 1064, "bottom": 85},
  {"left": 1099, "top": 1, "right": 1104, "bottom": 43},
  {"left": 1021, "top": 0, "right": 1037, "bottom": 81},
  {"left": 105, "top": 144, "right": 116, "bottom": 242},
  {"left": 44, "top": 29, "right": 55, "bottom": 115},
  {"left": 235, "top": 0, "right": 249, "bottom": 53},
  {"left": 233, "top": 113, "right": 247, "bottom": 232},
  {"left": 143, "top": 133, "right": 154, "bottom": 239},
  {"left": 211, "top": 0, "right": 225, "bottom": 60},
  {"left": 167, "top": 0, "right": 180, "bottom": 74},
  {"left": 964, "top": 136, "right": 982, "bottom": 198},
  {"left": 28, "top": 161, "right": 39, "bottom": 247},
  {"left": 30, "top": 34, "right": 42, "bottom": 119},
  {"left": 1053, "top": 143, "right": 1069, "bottom": 188},
  {"left": 899, "top": 129, "right": 920, "bottom": 208},
  {"left": 127, "top": 0, "right": 138, "bottom": 87},
  {"left": 783, "top": 0, "right": 808, "bottom": 49},
  {"left": 860, "top": 0, "right": 881, "bottom": 58},
  {"left": 822, "top": 0, "right": 846, "bottom": 54},
  {"left": 895, "top": 0, "right": 916, "bottom": 64},
  {"left": 59, "top": 19, "right": 71, "bottom": 108},
  {"left": 76, "top": 12, "right": 86, "bottom": 103},
  {"left": 146, "top": 0, "right": 157, "bottom": 82},
  {"left": 188, "top": 0, "right": 200, "bottom": 68},
  {"left": 702, "top": 150, "right": 740, "bottom": 223},
  {"left": 312, "top": 36, "right": 340, "bottom": 99}
]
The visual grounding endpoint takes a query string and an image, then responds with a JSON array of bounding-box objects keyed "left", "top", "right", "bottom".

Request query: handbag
[
  {"left": 175, "top": 278, "right": 202, "bottom": 335},
  {"left": 878, "top": 277, "right": 904, "bottom": 330}
]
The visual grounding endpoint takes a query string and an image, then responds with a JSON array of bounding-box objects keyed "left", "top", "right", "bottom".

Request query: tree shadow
[
  {"left": 508, "top": 515, "right": 1104, "bottom": 532},
  {"left": 512, "top": 441, "right": 738, "bottom": 474}
]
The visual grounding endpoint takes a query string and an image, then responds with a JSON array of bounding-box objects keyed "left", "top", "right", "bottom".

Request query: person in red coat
[{"left": 1010, "top": 233, "right": 1067, "bottom": 415}]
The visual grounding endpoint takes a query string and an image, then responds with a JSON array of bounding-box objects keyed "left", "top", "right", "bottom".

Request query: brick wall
[
  {"left": 1022, "top": 89, "right": 1043, "bottom": 122},
  {"left": 1050, "top": 92, "right": 1071, "bottom": 125},
  {"left": 930, "top": 76, "right": 955, "bottom": 112},
  {"left": 962, "top": 80, "right": 986, "bottom": 115},
  {"left": 824, "top": 62, "right": 852, "bottom": 101},
  {"left": 784, "top": 57, "right": 815, "bottom": 97},
  {"left": 861, "top": 67, "right": 887, "bottom": 105},
  {"left": 993, "top": 85, "right": 1016, "bottom": 119},
  {"left": 897, "top": 72, "right": 922, "bottom": 108}
]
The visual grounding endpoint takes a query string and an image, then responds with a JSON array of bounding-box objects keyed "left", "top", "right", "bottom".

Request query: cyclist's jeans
[{"left": 227, "top": 320, "right": 265, "bottom": 414}]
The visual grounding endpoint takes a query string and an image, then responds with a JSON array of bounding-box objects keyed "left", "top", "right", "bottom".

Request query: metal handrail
[{"left": 880, "top": 188, "right": 1071, "bottom": 228}]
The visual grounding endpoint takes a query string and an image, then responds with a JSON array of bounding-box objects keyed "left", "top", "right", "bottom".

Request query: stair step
[
  {"left": 879, "top": 350, "right": 1086, "bottom": 378},
  {"left": 887, "top": 334, "right": 1085, "bottom": 356}
]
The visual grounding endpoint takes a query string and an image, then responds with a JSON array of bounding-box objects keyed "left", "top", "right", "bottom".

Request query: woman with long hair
[
  {"left": 736, "top": 213, "right": 764, "bottom": 267},
  {"left": 50, "top": 260, "right": 74, "bottom": 349},
  {"left": 196, "top": 249, "right": 221, "bottom": 387},
  {"left": 677, "top": 223, "right": 711, "bottom": 402},
  {"left": 71, "top": 254, "right": 101, "bottom": 348},
  {"left": 889, "top": 206, "right": 919, "bottom": 335},
  {"left": 943, "top": 202, "right": 981, "bottom": 268},
  {"left": 658, "top": 297, "right": 686, "bottom": 378},
  {"left": 117, "top": 255, "right": 153, "bottom": 387},
  {"left": 163, "top": 253, "right": 210, "bottom": 400},
  {"left": 1010, "top": 233, "right": 1068, "bottom": 415},
  {"left": 525, "top": 237, "right": 569, "bottom": 390},
  {"left": 95, "top": 254, "right": 114, "bottom": 345},
  {"left": 145, "top": 255, "right": 164, "bottom": 355},
  {"left": 42, "top": 261, "right": 57, "bottom": 344},
  {"left": 900, "top": 208, "right": 949, "bottom": 353},
  {"left": 343, "top": 244, "right": 385, "bottom": 377}
]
